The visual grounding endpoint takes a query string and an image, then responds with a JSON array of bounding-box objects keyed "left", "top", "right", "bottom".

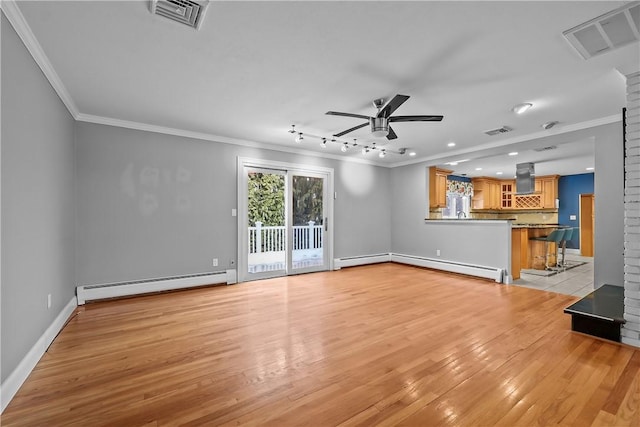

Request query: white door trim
[{"left": 237, "top": 157, "right": 334, "bottom": 283}]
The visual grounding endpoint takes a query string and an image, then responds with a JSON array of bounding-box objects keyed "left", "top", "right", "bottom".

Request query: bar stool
[
  {"left": 559, "top": 227, "right": 574, "bottom": 270},
  {"left": 530, "top": 228, "right": 565, "bottom": 270}
]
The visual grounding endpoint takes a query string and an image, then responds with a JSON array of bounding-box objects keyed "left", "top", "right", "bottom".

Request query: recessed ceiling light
[
  {"left": 508, "top": 152, "right": 518, "bottom": 156},
  {"left": 475, "top": 167, "right": 482, "bottom": 171},
  {"left": 409, "top": 151, "right": 417, "bottom": 157},
  {"left": 586, "top": 167, "right": 594, "bottom": 171},
  {"left": 512, "top": 103, "right": 533, "bottom": 114},
  {"left": 447, "top": 142, "right": 456, "bottom": 147},
  {"left": 496, "top": 171, "right": 504, "bottom": 175}
]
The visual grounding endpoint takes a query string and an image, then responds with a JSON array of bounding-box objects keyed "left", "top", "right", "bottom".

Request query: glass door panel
[
  {"left": 245, "top": 168, "right": 287, "bottom": 280},
  {"left": 290, "top": 173, "right": 327, "bottom": 273}
]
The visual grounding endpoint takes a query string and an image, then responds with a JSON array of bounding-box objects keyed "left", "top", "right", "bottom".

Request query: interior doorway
[
  {"left": 580, "top": 193, "right": 594, "bottom": 257},
  {"left": 237, "top": 158, "right": 334, "bottom": 282}
]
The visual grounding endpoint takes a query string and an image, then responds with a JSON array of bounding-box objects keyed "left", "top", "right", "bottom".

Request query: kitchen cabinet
[
  {"left": 539, "top": 175, "right": 559, "bottom": 208},
  {"left": 501, "top": 180, "right": 515, "bottom": 209},
  {"left": 471, "top": 178, "right": 501, "bottom": 210},
  {"left": 513, "top": 175, "right": 559, "bottom": 209},
  {"left": 473, "top": 175, "right": 558, "bottom": 211},
  {"left": 429, "top": 167, "right": 453, "bottom": 208}
]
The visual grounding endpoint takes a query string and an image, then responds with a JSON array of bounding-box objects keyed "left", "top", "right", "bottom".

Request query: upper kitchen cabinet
[
  {"left": 471, "top": 177, "right": 501, "bottom": 210},
  {"left": 429, "top": 167, "right": 453, "bottom": 208},
  {"left": 473, "top": 175, "right": 559, "bottom": 211},
  {"left": 539, "top": 175, "right": 559, "bottom": 209}
]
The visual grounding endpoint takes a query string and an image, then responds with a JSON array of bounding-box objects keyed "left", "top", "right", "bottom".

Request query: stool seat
[{"left": 529, "top": 228, "right": 565, "bottom": 270}]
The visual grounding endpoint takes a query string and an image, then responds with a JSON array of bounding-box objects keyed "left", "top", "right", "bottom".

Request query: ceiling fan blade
[
  {"left": 326, "top": 111, "right": 371, "bottom": 120},
  {"left": 386, "top": 126, "right": 398, "bottom": 140},
  {"left": 389, "top": 115, "right": 444, "bottom": 122},
  {"left": 333, "top": 122, "right": 369, "bottom": 137},
  {"left": 377, "top": 94, "right": 410, "bottom": 118}
]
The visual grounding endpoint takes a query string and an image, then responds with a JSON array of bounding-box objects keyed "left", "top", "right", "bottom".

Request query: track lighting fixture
[{"left": 286, "top": 125, "right": 412, "bottom": 158}]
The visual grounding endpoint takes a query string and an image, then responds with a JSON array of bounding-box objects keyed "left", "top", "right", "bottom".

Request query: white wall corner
[{"left": 0, "top": 296, "right": 78, "bottom": 413}]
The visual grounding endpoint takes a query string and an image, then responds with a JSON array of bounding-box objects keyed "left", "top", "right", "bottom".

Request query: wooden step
[{"left": 564, "top": 284, "right": 625, "bottom": 342}]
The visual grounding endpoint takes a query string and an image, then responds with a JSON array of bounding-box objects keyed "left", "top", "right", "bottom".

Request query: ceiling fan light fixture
[
  {"left": 512, "top": 103, "right": 533, "bottom": 114},
  {"left": 370, "top": 117, "right": 389, "bottom": 138}
]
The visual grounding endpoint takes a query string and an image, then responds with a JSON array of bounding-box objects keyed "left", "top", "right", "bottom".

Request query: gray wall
[
  {"left": 1, "top": 14, "right": 76, "bottom": 382},
  {"left": 390, "top": 162, "right": 511, "bottom": 273},
  {"left": 594, "top": 121, "right": 625, "bottom": 288},
  {"left": 75, "top": 122, "right": 391, "bottom": 286}
]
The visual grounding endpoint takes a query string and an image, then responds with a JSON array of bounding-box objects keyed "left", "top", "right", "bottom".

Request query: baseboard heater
[
  {"left": 76, "top": 269, "right": 236, "bottom": 305},
  {"left": 333, "top": 253, "right": 391, "bottom": 269},
  {"left": 390, "top": 253, "right": 504, "bottom": 283}
]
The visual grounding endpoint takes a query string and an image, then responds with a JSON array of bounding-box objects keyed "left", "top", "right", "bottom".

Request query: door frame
[{"left": 237, "top": 157, "right": 334, "bottom": 283}]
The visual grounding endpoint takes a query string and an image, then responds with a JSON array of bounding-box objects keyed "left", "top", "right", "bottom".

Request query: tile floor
[{"left": 511, "top": 253, "right": 594, "bottom": 297}]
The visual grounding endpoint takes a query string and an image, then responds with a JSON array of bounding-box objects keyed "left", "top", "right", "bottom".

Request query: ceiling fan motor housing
[{"left": 370, "top": 117, "right": 389, "bottom": 137}]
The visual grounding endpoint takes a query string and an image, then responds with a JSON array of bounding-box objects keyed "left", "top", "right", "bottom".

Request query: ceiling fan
[{"left": 326, "top": 94, "right": 443, "bottom": 140}]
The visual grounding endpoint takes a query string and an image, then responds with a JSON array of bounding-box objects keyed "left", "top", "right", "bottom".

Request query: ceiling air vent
[
  {"left": 484, "top": 126, "right": 512, "bottom": 136},
  {"left": 150, "top": 0, "right": 209, "bottom": 30},
  {"left": 563, "top": 2, "right": 640, "bottom": 60}
]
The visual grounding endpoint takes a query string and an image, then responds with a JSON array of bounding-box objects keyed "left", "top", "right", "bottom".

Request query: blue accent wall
[{"left": 558, "top": 173, "right": 594, "bottom": 249}]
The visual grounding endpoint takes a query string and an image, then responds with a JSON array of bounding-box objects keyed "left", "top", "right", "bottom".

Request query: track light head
[
  {"left": 295, "top": 132, "right": 303, "bottom": 143},
  {"left": 320, "top": 138, "right": 327, "bottom": 148}
]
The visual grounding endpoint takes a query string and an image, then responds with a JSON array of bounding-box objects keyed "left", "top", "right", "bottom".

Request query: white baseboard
[
  {"left": 333, "top": 254, "right": 391, "bottom": 270},
  {"left": 390, "top": 253, "right": 504, "bottom": 283},
  {"left": 76, "top": 270, "right": 237, "bottom": 305},
  {"left": 0, "top": 296, "right": 77, "bottom": 413}
]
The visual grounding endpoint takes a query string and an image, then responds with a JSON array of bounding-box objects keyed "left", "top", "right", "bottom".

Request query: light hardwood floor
[{"left": 3, "top": 263, "right": 639, "bottom": 426}]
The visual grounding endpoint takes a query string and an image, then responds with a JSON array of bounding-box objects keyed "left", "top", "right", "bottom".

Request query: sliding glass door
[{"left": 238, "top": 159, "right": 333, "bottom": 282}]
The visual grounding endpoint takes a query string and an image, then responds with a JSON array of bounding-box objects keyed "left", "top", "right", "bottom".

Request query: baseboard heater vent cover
[
  {"left": 390, "top": 253, "right": 503, "bottom": 282},
  {"left": 77, "top": 270, "right": 235, "bottom": 304}
]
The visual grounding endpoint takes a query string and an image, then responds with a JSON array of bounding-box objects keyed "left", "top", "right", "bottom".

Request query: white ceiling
[{"left": 11, "top": 1, "right": 639, "bottom": 175}]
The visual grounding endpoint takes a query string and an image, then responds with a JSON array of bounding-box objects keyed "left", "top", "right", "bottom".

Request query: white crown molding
[
  {"left": 1, "top": 0, "right": 79, "bottom": 118},
  {"left": 76, "top": 113, "right": 386, "bottom": 167},
  {"left": 387, "top": 114, "right": 622, "bottom": 168}
]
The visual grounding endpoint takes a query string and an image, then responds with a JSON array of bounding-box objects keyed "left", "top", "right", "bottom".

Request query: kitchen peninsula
[{"left": 422, "top": 218, "right": 563, "bottom": 282}]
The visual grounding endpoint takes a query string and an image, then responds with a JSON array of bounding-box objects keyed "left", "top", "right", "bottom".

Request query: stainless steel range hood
[{"left": 516, "top": 162, "right": 535, "bottom": 194}]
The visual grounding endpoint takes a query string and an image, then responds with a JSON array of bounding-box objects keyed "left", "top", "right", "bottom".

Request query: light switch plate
[{"left": 570, "top": 214, "right": 577, "bottom": 220}]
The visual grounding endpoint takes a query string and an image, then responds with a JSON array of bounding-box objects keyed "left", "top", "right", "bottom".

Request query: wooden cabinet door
[
  {"left": 436, "top": 173, "right": 447, "bottom": 207},
  {"left": 541, "top": 178, "right": 558, "bottom": 208},
  {"left": 501, "top": 181, "right": 514, "bottom": 209},
  {"left": 429, "top": 167, "right": 452, "bottom": 208}
]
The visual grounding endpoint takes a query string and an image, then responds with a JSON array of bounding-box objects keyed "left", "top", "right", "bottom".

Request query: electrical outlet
[
  {"left": 436, "top": 249, "right": 441, "bottom": 257},
  {"left": 47, "top": 294, "right": 52, "bottom": 309},
  {"left": 212, "top": 258, "right": 218, "bottom": 267}
]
